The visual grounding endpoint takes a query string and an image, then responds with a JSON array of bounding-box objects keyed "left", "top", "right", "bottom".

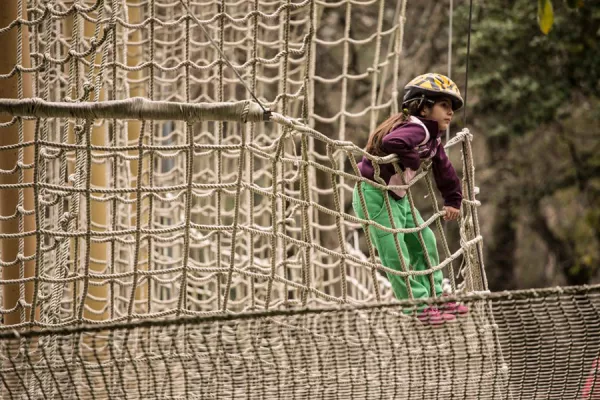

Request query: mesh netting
[
  {"left": 2, "top": 286, "right": 600, "bottom": 399},
  {"left": 0, "top": 1, "right": 579, "bottom": 399},
  {"left": 0, "top": 0, "right": 484, "bottom": 326}
]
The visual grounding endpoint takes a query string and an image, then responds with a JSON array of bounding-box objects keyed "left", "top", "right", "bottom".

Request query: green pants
[{"left": 352, "top": 182, "right": 443, "bottom": 300}]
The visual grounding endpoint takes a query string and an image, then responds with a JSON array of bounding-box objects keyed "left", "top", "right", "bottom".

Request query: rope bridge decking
[{"left": 1, "top": 286, "right": 599, "bottom": 399}]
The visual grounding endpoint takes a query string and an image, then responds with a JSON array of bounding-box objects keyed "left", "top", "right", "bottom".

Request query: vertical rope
[
  {"left": 331, "top": 0, "right": 353, "bottom": 300},
  {"left": 63, "top": 1, "right": 82, "bottom": 325},
  {"left": 367, "top": 0, "right": 386, "bottom": 134},
  {"left": 306, "top": 1, "right": 319, "bottom": 303},
  {"left": 76, "top": 120, "right": 93, "bottom": 321},
  {"left": 176, "top": 0, "right": 193, "bottom": 315},
  {"left": 127, "top": 122, "right": 146, "bottom": 318},
  {"left": 64, "top": 5, "right": 85, "bottom": 394},
  {"left": 176, "top": 121, "right": 194, "bottom": 315},
  {"left": 440, "top": 0, "right": 456, "bottom": 294},
  {"left": 327, "top": 145, "right": 348, "bottom": 302},
  {"left": 29, "top": 12, "right": 45, "bottom": 327},
  {"left": 108, "top": 2, "right": 121, "bottom": 392},
  {"left": 461, "top": 134, "right": 487, "bottom": 290},
  {"left": 29, "top": 121, "right": 44, "bottom": 396},
  {"left": 265, "top": 135, "right": 285, "bottom": 310},
  {"left": 36, "top": 6, "right": 58, "bottom": 394},
  {"left": 109, "top": 0, "right": 119, "bottom": 324},
  {"left": 463, "top": 0, "right": 474, "bottom": 126},
  {"left": 16, "top": 0, "right": 27, "bottom": 326},
  {"left": 147, "top": 0, "right": 156, "bottom": 317},
  {"left": 134, "top": 0, "right": 154, "bottom": 393},
  {"left": 299, "top": 0, "right": 316, "bottom": 306},
  {"left": 215, "top": 0, "right": 225, "bottom": 310},
  {"left": 222, "top": 128, "right": 246, "bottom": 312},
  {"left": 279, "top": 0, "right": 293, "bottom": 306},
  {"left": 375, "top": 0, "right": 405, "bottom": 117},
  {"left": 459, "top": 150, "right": 476, "bottom": 292},
  {"left": 446, "top": 0, "right": 453, "bottom": 146},
  {"left": 247, "top": 0, "right": 259, "bottom": 311}
]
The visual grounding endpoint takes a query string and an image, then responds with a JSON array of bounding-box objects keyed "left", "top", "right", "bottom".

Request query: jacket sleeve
[
  {"left": 380, "top": 123, "right": 428, "bottom": 170},
  {"left": 432, "top": 141, "right": 463, "bottom": 209}
]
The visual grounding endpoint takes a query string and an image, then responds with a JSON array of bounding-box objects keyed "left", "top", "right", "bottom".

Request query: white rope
[
  {"left": 446, "top": 0, "right": 453, "bottom": 147},
  {"left": 0, "top": 97, "right": 267, "bottom": 122}
]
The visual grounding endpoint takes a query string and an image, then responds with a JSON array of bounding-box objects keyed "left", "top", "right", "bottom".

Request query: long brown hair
[{"left": 365, "top": 101, "right": 425, "bottom": 157}]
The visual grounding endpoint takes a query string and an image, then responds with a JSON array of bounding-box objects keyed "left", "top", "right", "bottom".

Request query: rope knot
[
  {"left": 73, "top": 124, "right": 85, "bottom": 136},
  {"left": 240, "top": 101, "right": 250, "bottom": 123},
  {"left": 454, "top": 128, "right": 473, "bottom": 142}
]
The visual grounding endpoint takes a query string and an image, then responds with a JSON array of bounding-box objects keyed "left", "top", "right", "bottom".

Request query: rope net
[
  {"left": 0, "top": 0, "right": 485, "bottom": 324},
  {"left": 2, "top": 286, "right": 600, "bottom": 399},
  {"left": 0, "top": 0, "right": 585, "bottom": 398}
]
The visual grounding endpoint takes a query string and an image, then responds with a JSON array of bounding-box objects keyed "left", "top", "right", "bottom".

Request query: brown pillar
[{"left": 0, "top": 0, "right": 38, "bottom": 326}]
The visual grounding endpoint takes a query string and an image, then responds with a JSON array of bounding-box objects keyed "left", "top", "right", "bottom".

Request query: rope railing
[{"left": 0, "top": 97, "right": 270, "bottom": 122}]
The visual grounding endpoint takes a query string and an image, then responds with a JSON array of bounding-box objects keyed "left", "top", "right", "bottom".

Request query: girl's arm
[
  {"left": 380, "top": 123, "right": 428, "bottom": 170},
  {"left": 432, "top": 142, "right": 462, "bottom": 209}
]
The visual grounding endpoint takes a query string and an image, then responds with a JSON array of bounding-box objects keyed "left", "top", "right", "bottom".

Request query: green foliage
[
  {"left": 456, "top": 0, "right": 600, "bottom": 138},
  {"left": 454, "top": 0, "right": 600, "bottom": 286}
]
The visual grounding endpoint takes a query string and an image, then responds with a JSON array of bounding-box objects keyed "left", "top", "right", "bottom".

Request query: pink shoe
[
  {"left": 417, "top": 307, "right": 456, "bottom": 326},
  {"left": 441, "top": 302, "right": 469, "bottom": 316}
]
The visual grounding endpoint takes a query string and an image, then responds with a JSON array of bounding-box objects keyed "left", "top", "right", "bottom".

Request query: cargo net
[
  {"left": 0, "top": 0, "right": 503, "bottom": 398},
  {"left": 0, "top": 0, "right": 485, "bottom": 326},
  {"left": 1, "top": 286, "right": 600, "bottom": 399}
]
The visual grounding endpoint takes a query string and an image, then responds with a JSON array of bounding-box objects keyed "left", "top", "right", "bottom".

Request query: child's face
[{"left": 422, "top": 97, "right": 454, "bottom": 131}]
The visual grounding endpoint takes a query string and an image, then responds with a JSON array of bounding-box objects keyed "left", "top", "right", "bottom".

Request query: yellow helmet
[{"left": 403, "top": 73, "right": 464, "bottom": 111}]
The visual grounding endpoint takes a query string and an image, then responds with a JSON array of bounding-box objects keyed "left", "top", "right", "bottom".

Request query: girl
[{"left": 353, "top": 73, "right": 468, "bottom": 325}]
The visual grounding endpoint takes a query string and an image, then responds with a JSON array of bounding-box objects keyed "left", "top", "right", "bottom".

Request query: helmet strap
[
  {"left": 416, "top": 95, "right": 435, "bottom": 113},
  {"left": 402, "top": 95, "right": 435, "bottom": 115}
]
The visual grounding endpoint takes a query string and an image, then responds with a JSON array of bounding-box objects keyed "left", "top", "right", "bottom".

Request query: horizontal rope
[
  {"left": 0, "top": 283, "right": 598, "bottom": 340},
  {"left": 0, "top": 97, "right": 269, "bottom": 122}
]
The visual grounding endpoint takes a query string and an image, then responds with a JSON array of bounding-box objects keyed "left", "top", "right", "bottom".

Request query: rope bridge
[
  {"left": 0, "top": 0, "right": 597, "bottom": 398},
  {"left": 2, "top": 286, "right": 600, "bottom": 399}
]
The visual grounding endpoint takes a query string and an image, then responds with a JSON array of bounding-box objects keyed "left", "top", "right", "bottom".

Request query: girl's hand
[{"left": 443, "top": 206, "right": 460, "bottom": 221}]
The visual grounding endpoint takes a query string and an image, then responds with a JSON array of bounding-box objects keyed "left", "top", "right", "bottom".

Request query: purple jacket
[{"left": 357, "top": 116, "right": 462, "bottom": 209}]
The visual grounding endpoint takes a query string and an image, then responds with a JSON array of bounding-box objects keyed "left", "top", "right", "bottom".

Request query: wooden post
[
  {"left": 0, "top": 3, "right": 37, "bottom": 398},
  {"left": 0, "top": 0, "right": 38, "bottom": 326}
]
